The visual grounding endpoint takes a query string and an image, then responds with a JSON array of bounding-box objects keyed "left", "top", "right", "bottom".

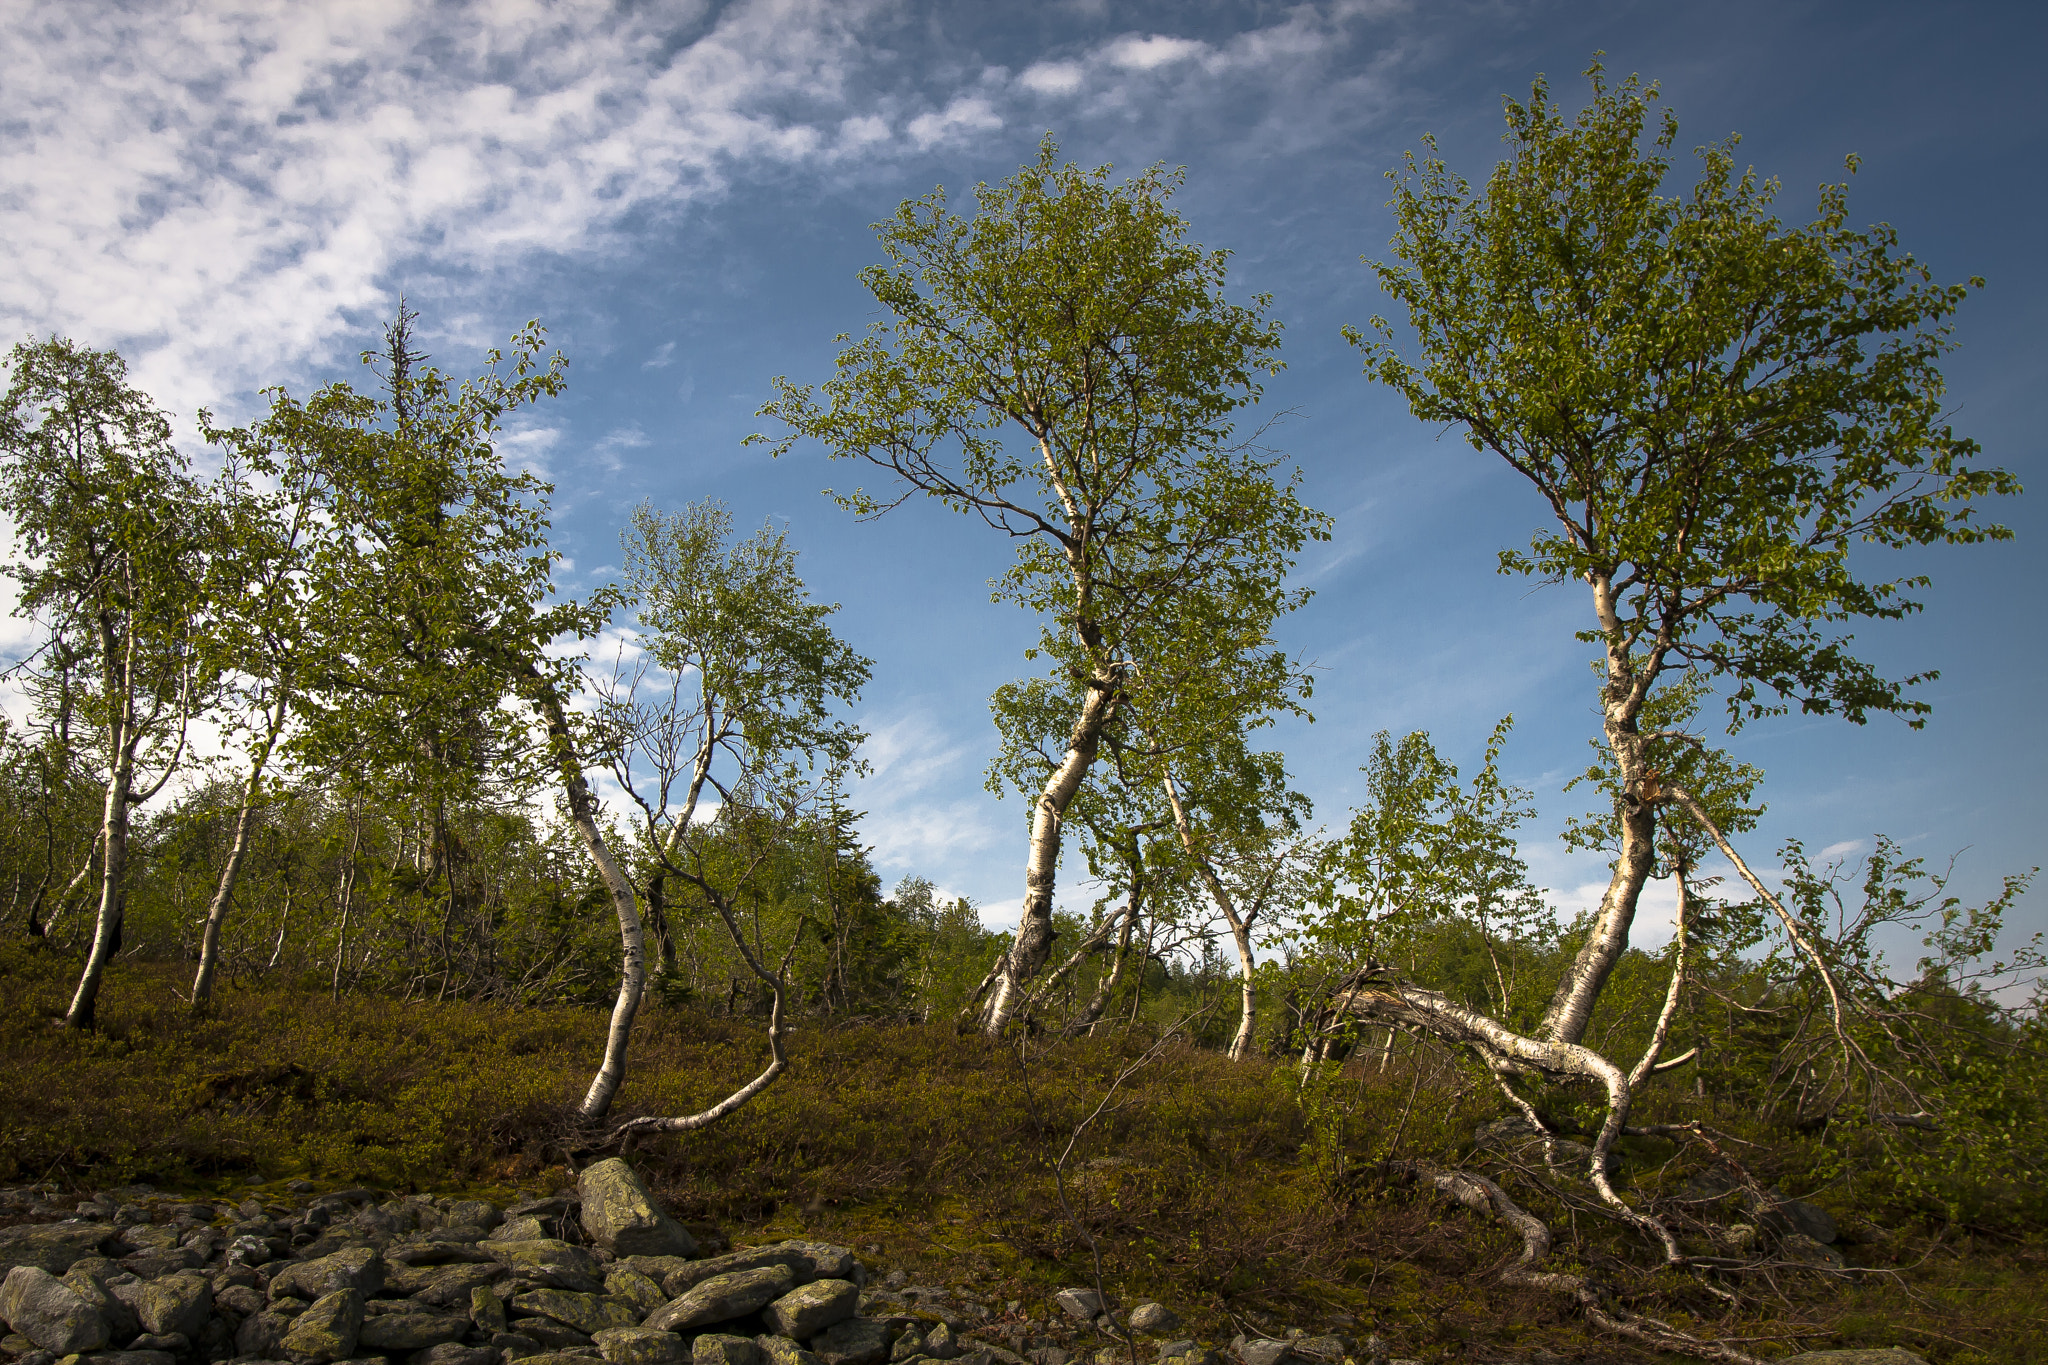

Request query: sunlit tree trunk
[{"left": 191, "top": 691, "right": 288, "bottom": 1009}]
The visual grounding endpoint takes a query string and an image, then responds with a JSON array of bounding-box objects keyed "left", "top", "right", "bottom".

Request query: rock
[
  {"left": 1778, "top": 1353, "right": 1928, "bottom": 1365},
  {"left": 131, "top": 1274, "right": 212, "bottom": 1339},
  {"left": 444, "top": 1203, "right": 502, "bottom": 1234},
  {"left": 603, "top": 1270, "right": 665, "bottom": 1320},
  {"left": 0, "top": 1226, "right": 115, "bottom": 1277},
  {"left": 74, "top": 1351, "right": 175, "bottom": 1365},
  {"left": 392, "top": 1263, "right": 508, "bottom": 1309},
  {"left": 889, "top": 1327, "right": 923, "bottom": 1362},
  {"left": 519, "top": 1353, "right": 605, "bottom": 1365},
  {"left": 282, "top": 1288, "right": 365, "bottom": 1362},
  {"left": 592, "top": 1327, "right": 688, "bottom": 1365},
  {"left": 1050, "top": 1292, "right": 1102, "bottom": 1324},
  {"left": 755, "top": 1336, "right": 822, "bottom": 1365},
  {"left": 411, "top": 1346, "right": 500, "bottom": 1365},
  {"left": 1284, "top": 1338, "right": 1345, "bottom": 1364},
  {"left": 0, "top": 1266, "right": 111, "bottom": 1354},
  {"left": 471, "top": 1286, "right": 510, "bottom": 1336},
  {"left": 660, "top": 1246, "right": 852, "bottom": 1300},
  {"left": 509, "top": 1290, "right": 637, "bottom": 1337},
  {"left": 695, "top": 1336, "right": 762, "bottom": 1365},
  {"left": 272, "top": 1249, "right": 387, "bottom": 1302},
  {"left": 647, "top": 1267, "right": 796, "bottom": 1333},
  {"left": 356, "top": 1311, "right": 471, "bottom": 1352},
  {"left": 763, "top": 1282, "right": 857, "bottom": 1341},
  {"left": 808, "top": 1319, "right": 891, "bottom": 1365},
  {"left": 60, "top": 1270, "right": 136, "bottom": 1347},
  {"left": 518, "top": 1318, "right": 598, "bottom": 1352},
  {"left": 491, "top": 1332, "right": 543, "bottom": 1360},
  {"left": 1026, "top": 1349, "right": 1068, "bottom": 1365},
  {"left": 613, "top": 1260, "right": 696, "bottom": 1289},
  {"left": 920, "top": 1325, "right": 957, "bottom": 1361},
  {"left": 576, "top": 1164, "right": 695, "bottom": 1262},
  {"left": 125, "top": 1333, "right": 188, "bottom": 1353},
  {"left": 1780, "top": 1234, "right": 1846, "bottom": 1270},
  {"left": 491, "top": 1221, "right": 551, "bottom": 1246},
  {"left": 482, "top": 1244, "right": 604, "bottom": 1295},
  {"left": 215, "top": 1282, "right": 268, "bottom": 1317},
  {"left": 1236, "top": 1341, "right": 1292, "bottom": 1365},
  {"left": 1124, "top": 1307, "right": 1175, "bottom": 1336},
  {"left": 237, "top": 1309, "right": 301, "bottom": 1357},
  {"left": 1759, "top": 1198, "right": 1839, "bottom": 1246},
  {"left": 1715, "top": 1223, "right": 1760, "bottom": 1255}
]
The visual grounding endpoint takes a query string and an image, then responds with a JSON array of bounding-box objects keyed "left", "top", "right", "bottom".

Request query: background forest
[{"left": 3, "top": 51, "right": 2045, "bottom": 1365}]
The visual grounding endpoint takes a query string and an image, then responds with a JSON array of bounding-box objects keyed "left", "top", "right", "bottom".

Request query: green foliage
[{"left": 1351, "top": 59, "right": 2019, "bottom": 730}]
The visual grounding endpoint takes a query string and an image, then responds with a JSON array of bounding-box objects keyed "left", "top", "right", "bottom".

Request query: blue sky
[{"left": 5, "top": 0, "right": 2043, "bottom": 956}]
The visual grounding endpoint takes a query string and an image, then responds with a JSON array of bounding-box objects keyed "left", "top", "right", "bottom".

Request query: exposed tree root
[{"left": 1385, "top": 1161, "right": 1768, "bottom": 1365}]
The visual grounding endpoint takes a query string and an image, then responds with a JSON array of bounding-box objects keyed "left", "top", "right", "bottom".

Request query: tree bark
[
  {"left": 1160, "top": 775, "right": 1262, "bottom": 1062},
  {"left": 983, "top": 673, "right": 1118, "bottom": 1036},
  {"left": 191, "top": 692, "right": 288, "bottom": 1009},
  {"left": 1540, "top": 575, "right": 1662, "bottom": 1044}
]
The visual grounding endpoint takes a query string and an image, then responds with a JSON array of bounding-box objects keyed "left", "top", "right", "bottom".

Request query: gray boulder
[
  {"left": 484, "top": 1241, "right": 606, "bottom": 1294},
  {"left": 412, "top": 1345, "right": 502, "bottom": 1365},
  {"left": 1780, "top": 1354, "right": 1928, "bottom": 1365},
  {"left": 921, "top": 1324, "right": 959, "bottom": 1360},
  {"left": 660, "top": 1244, "right": 854, "bottom": 1299},
  {"left": 1125, "top": 1306, "right": 1176, "bottom": 1335},
  {"left": 492, "top": 1218, "right": 553, "bottom": 1244},
  {"left": 63, "top": 1266, "right": 138, "bottom": 1344},
  {"left": 520, "top": 1353, "right": 606, "bottom": 1365},
  {"left": 444, "top": 1201, "right": 502, "bottom": 1233},
  {"left": 270, "top": 1247, "right": 387, "bottom": 1301},
  {"left": 605, "top": 1268, "right": 667, "bottom": 1319},
  {"left": 131, "top": 1272, "right": 211, "bottom": 1338},
  {"left": 392, "top": 1261, "right": 509, "bottom": 1308},
  {"left": 281, "top": 1287, "right": 365, "bottom": 1362},
  {"left": 0, "top": 1224, "right": 114, "bottom": 1276},
  {"left": 647, "top": 1266, "right": 796, "bottom": 1332},
  {"left": 889, "top": 1326, "right": 924, "bottom": 1362},
  {"left": 809, "top": 1318, "right": 892, "bottom": 1365},
  {"left": 521, "top": 1318, "right": 598, "bottom": 1351},
  {"left": 357, "top": 1309, "right": 472, "bottom": 1351},
  {"left": 1759, "top": 1197, "right": 1839, "bottom": 1246},
  {"left": 1051, "top": 1291, "right": 1103, "bottom": 1324},
  {"left": 236, "top": 1308, "right": 300, "bottom": 1357},
  {"left": 1236, "top": 1340, "right": 1293, "bottom": 1365},
  {"left": 756, "top": 1334, "right": 824, "bottom": 1365},
  {"left": 593, "top": 1326, "right": 690, "bottom": 1365},
  {"left": 0, "top": 1265, "right": 111, "bottom": 1354},
  {"left": 763, "top": 1281, "right": 858, "bottom": 1340},
  {"left": 510, "top": 1288, "right": 639, "bottom": 1336},
  {"left": 697, "top": 1335, "right": 762, "bottom": 1365},
  {"left": 578, "top": 1161, "right": 696, "bottom": 1260},
  {"left": 472, "top": 1284, "right": 511, "bottom": 1335}
]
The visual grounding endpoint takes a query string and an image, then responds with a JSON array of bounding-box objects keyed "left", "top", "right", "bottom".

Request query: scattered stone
[
  {"left": 518, "top": 1352, "right": 605, "bottom": 1365},
  {"left": 764, "top": 1281, "right": 858, "bottom": 1340},
  {"left": 509, "top": 1289, "right": 637, "bottom": 1337},
  {"left": 483, "top": 1243, "right": 605, "bottom": 1295},
  {"left": 755, "top": 1336, "right": 822, "bottom": 1365},
  {"left": 889, "top": 1326, "right": 924, "bottom": 1362},
  {"left": 1284, "top": 1338, "right": 1346, "bottom": 1364},
  {"left": 1236, "top": 1340, "right": 1292, "bottom": 1365},
  {"left": 577, "top": 1163, "right": 697, "bottom": 1261},
  {"left": 0, "top": 1265, "right": 112, "bottom": 1354},
  {"left": 411, "top": 1345, "right": 500, "bottom": 1365},
  {"left": 126, "top": 1331, "right": 188, "bottom": 1352},
  {"left": 1050, "top": 1293, "right": 1102, "bottom": 1325},
  {"left": 1778, "top": 1352, "right": 1928, "bottom": 1365},
  {"left": 922, "top": 1325, "right": 959, "bottom": 1361},
  {"left": 605, "top": 1270, "right": 666, "bottom": 1320},
  {"left": 0, "top": 1226, "right": 115, "bottom": 1277},
  {"left": 491, "top": 1331, "right": 544, "bottom": 1360},
  {"left": 592, "top": 1326, "right": 689, "bottom": 1365},
  {"left": 237, "top": 1308, "right": 301, "bottom": 1356},
  {"left": 809, "top": 1319, "right": 892, "bottom": 1365},
  {"left": 281, "top": 1288, "right": 365, "bottom": 1363},
  {"left": 491, "top": 1220, "right": 552, "bottom": 1246},
  {"left": 129, "top": 1273, "right": 211, "bottom": 1339},
  {"left": 1780, "top": 1234, "right": 1847, "bottom": 1270},
  {"left": 271, "top": 1249, "right": 387, "bottom": 1302},
  {"left": 696, "top": 1335, "right": 763, "bottom": 1365},
  {"left": 470, "top": 1285, "right": 510, "bottom": 1336},
  {"left": 518, "top": 1317, "right": 598, "bottom": 1351},
  {"left": 647, "top": 1267, "right": 797, "bottom": 1333},
  {"left": 356, "top": 1309, "right": 472, "bottom": 1352},
  {"left": 1756, "top": 1196, "right": 1838, "bottom": 1246},
  {"left": 1124, "top": 1307, "right": 1175, "bottom": 1336}
]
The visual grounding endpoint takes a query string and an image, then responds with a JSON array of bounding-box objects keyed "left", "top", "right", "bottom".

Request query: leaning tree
[{"left": 760, "top": 137, "right": 1326, "bottom": 1036}]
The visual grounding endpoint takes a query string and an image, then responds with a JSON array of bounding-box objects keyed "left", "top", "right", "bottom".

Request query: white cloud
[
  {"left": 1103, "top": 34, "right": 1210, "bottom": 71},
  {"left": 0, "top": 0, "right": 937, "bottom": 418},
  {"left": 642, "top": 341, "right": 677, "bottom": 369},
  {"left": 1018, "top": 61, "right": 1084, "bottom": 96},
  {"left": 905, "top": 96, "right": 1003, "bottom": 150},
  {"left": 1819, "top": 838, "right": 1867, "bottom": 862}
]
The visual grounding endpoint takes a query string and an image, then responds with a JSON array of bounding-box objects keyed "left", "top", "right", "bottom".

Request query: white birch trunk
[{"left": 191, "top": 692, "right": 288, "bottom": 1008}]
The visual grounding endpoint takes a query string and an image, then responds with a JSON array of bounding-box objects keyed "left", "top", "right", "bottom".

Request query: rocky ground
[{"left": 0, "top": 1162, "right": 1925, "bottom": 1365}]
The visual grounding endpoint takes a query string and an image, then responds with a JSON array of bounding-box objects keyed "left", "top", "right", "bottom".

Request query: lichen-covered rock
[
  {"left": 356, "top": 1309, "right": 471, "bottom": 1351},
  {"left": 1284, "top": 1336, "right": 1345, "bottom": 1363},
  {"left": 647, "top": 1266, "right": 795, "bottom": 1333},
  {"left": 131, "top": 1273, "right": 211, "bottom": 1339},
  {"left": 0, "top": 1226, "right": 115, "bottom": 1277},
  {"left": 484, "top": 1241, "right": 605, "bottom": 1294},
  {"left": 1050, "top": 1291, "right": 1102, "bottom": 1324},
  {"left": 518, "top": 1316, "right": 598, "bottom": 1351},
  {"left": 762, "top": 1281, "right": 857, "bottom": 1341},
  {"left": 236, "top": 1308, "right": 300, "bottom": 1357},
  {"left": 695, "top": 1334, "right": 763, "bottom": 1365},
  {"left": 754, "top": 1335, "right": 822, "bottom": 1365},
  {"left": 391, "top": 1261, "right": 508, "bottom": 1308},
  {"left": 510, "top": 1289, "right": 638, "bottom": 1337},
  {"left": 490, "top": 1218, "right": 552, "bottom": 1245},
  {"left": 281, "top": 1287, "right": 364, "bottom": 1362},
  {"left": 270, "top": 1247, "right": 386, "bottom": 1302},
  {"left": 1236, "top": 1339, "right": 1293, "bottom": 1365},
  {"left": 1125, "top": 1305, "right": 1176, "bottom": 1336},
  {"left": 808, "top": 1318, "right": 891, "bottom": 1365},
  {"left": 659, "top": 1244, "right": 853, "bottom": 1300},
  {"left": 1779, "top": 1352, "right": 1928, "bottom": 1365},
  {"left": 604, "top": 1269, "right": 666, "bottom": 1319},
  {"left": 0, "top": 1265, "right": 110, "bottom": 1354},
  {"left": 411, "top": 1344, "right": 501, "bottom": 1365},
  {"left": 518, "top": 1352, "right": 606, "bottom": 1365},
  {"left": 592, "top": 1326, "right": 689, "bottom": 1365},
  {"left": 443, "top": 1202, "right": 502, "bottom": 1233},
  {"left": 578, "top": 1162, "right": 696, "bottom": 1261},
  {"left": 59, "top": 1269, "right": 136, "bottom": 1347},
  {"left": 888, "top": 1327, "right": 923, "bottom": 1363},
  {"left": 921, "top": 1324, "right": 958, "bottom": 1361},
  {"left": 470, "top": 1285, "right": 509, "bottom": 1335}
]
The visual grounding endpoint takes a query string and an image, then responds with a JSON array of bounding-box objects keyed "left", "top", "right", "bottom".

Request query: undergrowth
[{"left": 2, "top": 942, "right": 2044, "bottom": 1363}]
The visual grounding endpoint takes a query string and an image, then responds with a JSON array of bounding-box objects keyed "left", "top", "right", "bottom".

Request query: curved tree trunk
[
  {"left": 983, "top": 674, "right": 1118, "bottom": 1037},
  {"left": 65, "top": 762, "right": 131, "bottom": 1030},
  {"left": 191, "top": 692, "right": 289, "bottom": 1010}
]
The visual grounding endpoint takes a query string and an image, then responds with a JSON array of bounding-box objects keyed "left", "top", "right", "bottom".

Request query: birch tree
[
  {"left": 1349, "top": 61, "right": 2018, "bottom": 1047},
  {"left": 760, "top": 137, "right": 1326, "bottom": 1035},
  {"left": 0, "top": 339, "right": 206, "bottom": 1029}
]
